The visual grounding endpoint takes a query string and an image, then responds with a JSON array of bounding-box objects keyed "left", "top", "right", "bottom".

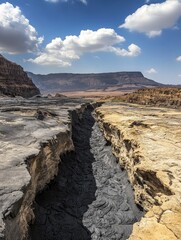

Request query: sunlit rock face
[
  {"left": 96, "top": 103, "right": 181, "bottom": 240},
  {"left": 0, "top": 54, "right": 40, "bottom": 98},
  {"left": 112, "top": 87, "right": 181, "bottom": 109}
]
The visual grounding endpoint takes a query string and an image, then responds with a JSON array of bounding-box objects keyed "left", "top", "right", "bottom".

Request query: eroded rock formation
[
  {"left": 30, "top": 107, "right": 142, "bottom": 240},
  {"left": 111, "top": 87, "right": 181, "bottom": 108},
  {"left": 0, "top": 96, "right": 143, "bottom": 240},
  {"left": 96, "top": 103, "right": 181, "bottom": 240},
  {"left": 1, "top": 93, "right": 180, "bottom": 240},
  {"left": 0, "top": 55, "right": 40, "bottom": 98},
  {"left": 0, "top": 96, "right": 88, "bottom": 239}
]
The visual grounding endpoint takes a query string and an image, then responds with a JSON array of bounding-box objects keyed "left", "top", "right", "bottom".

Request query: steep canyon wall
[
  {"left": 0, "top": 55, "right": 40, "bottom": 98},
  {"left": 96, "top": 103, "right": 181, "bottom": 240},
  {"left": 0, "top": 96, "right": 88, "bottom": 239}
]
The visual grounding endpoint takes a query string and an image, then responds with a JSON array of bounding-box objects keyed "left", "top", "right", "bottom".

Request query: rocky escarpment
[
  {"left": 0, "top": 55, "right": 40, "bottom": 98},
  {"left": 111, "top": 87, "right": 181, "bottom": 108},
  {"left": 0, "top": 96, "right": 88, "bottom": 240},
  {"left": 27, "top": 71, "right": 161, "bottom": 93},
  {"left": 96, "top": 103, "right": 181, "bottom": 240}
]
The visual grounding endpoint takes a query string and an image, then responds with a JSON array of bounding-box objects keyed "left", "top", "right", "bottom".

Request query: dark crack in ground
[{"left": 29, "top": 106, "right": 142, "bottom": 240}]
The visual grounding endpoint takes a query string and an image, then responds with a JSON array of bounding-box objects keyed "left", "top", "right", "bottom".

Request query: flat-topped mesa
[
  {"left": 0, "top": 54, "right": 40, "bottom": 98},
  {"left": 28, "top": 71, "right": 161, "bottom": 93}
]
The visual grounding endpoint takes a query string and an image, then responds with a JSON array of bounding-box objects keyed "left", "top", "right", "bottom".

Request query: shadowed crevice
[
  {"left": 29, "top": 106, "right": 142, "bottom": 240},
  {"left": 29, "top": 106, "right": 96, "bottom": 240}
]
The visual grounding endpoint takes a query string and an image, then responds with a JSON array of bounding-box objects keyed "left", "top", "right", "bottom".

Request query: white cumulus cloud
[
  {"left": 177, "top": 56, "right": 181, "bottom": 61},
  {"left": 146, "top": 68, "right": 157, "bottom": 74},
  {"left": 29, "top": 28, "right": 141, "bottom": 66},
  {"left": 108, "top": 44, "right": 141, "bottom": 57},
  {"left": 0, "top": 2, "right": 43, "bottom": 54},
  {"left": 120, "top": 0, "right": 181, "bottom": 37},
  {"left": 178, "top": 74, "right": 181, "bottom": 77}
]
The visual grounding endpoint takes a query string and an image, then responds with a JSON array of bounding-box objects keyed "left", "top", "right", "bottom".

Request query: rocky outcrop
[
  {"left": 96, "top": 103, "right": 181, "bottom": 240},
  {"left": 111, "top": 87, "right": 181, "bottom": 108},
  {"left": 0, "top": 55, "right": 40, "bottom": 98},
  {"left": 27, "top": 71, "right": 161, "bottom": 93},
  {"left": 0, "top": 96, "right": 88, "bottom": 239}
]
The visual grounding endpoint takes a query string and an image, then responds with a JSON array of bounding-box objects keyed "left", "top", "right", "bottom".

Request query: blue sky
[{"left": 0, "top": 0, "right": 181, "bottom": 84}]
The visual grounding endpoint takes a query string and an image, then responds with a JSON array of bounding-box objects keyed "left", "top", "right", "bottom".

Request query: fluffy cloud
[
  {"left": 178, "top": 74, "right": 181, "bottom": 77},
  {"left": 0, "top": 2, "right": 43, "bottom": 54},
  {"left": 29, "top": 28, "right": 141, "bottom": 66},
  {"left": 45, "top": 0, "right": 87, "bottom": 4},
  {"left": 120, "top": 0, "right": 181, "bottom": 37},
  {"left": 177, "top": 56, "right": 181, "bottom": 61},
  {"left": 146, "top": 68, "right": 157, "bottom": 74},
  {"left": 108, "top": 44, "right": 141, "bottom": 57}
]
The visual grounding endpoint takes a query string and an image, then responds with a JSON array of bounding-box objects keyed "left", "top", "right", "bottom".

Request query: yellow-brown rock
[
  {"left": 111, "top": 87, "right": 181, "bottom": 108},
  {"left": 96, "top": 102, "right": 181, "bottom": 240}
]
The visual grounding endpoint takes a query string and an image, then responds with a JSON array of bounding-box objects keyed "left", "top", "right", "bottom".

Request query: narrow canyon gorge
[
  {"left": 0, "top": 98, "right": 181, "bottom": 240},
  {"left": 29, "top": 105, "right": 142, "bottom": 240}
]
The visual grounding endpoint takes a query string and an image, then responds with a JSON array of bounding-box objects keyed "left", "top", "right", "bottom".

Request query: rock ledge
[
  {"left": 0, "top": 96, "right": 87, "bottom": 240},
  {"left": 96, "top": 103, "right": 181, "bottom": 240}
]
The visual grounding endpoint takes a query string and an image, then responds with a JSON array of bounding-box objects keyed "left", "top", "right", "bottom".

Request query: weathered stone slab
[
  {"left": 96, "top": 102, "right": 181, "bottom": 240},
  {"left": 0, "top": 96, "right": 87, "bottom": 239}
]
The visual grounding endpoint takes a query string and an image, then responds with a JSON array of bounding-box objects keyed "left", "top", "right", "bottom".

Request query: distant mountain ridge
[
  {"left": 0, "top": 54, "right": 40, "bottom": 97},
  {"left": 27, "top": 71, "right": 162, "bottom": 93}
]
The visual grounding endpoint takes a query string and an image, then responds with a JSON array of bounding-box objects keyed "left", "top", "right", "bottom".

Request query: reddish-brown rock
[{"left": 0, "top": 54, "right": 40, "bottom": 98}]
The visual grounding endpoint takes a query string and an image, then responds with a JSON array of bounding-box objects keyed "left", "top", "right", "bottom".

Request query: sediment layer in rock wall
[
  {"left": 0, "top": 54, "right": 40, "bottom": 98},
  {"left": 96, "top": 102, "right": 181, "bottom": 240}
]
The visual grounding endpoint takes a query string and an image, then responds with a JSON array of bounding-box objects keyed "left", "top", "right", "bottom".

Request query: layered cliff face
[
  {"left": 0, "top": 55, "right": 40, "bottom": 98},
  {"left": 27, "top": 71, "right": 161, "bottom": 93},
  {"left": 96, "top": 103, "right": 181, "bottom": 240}
]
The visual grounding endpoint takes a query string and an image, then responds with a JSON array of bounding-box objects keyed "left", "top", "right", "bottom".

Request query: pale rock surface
[{"left": 96, "top": 102, "right": 181, "bottom": 240}]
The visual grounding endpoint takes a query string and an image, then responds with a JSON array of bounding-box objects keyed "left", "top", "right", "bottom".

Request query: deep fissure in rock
[{"left": 29, "top": 105, "right": 142, "bottom": 240}]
